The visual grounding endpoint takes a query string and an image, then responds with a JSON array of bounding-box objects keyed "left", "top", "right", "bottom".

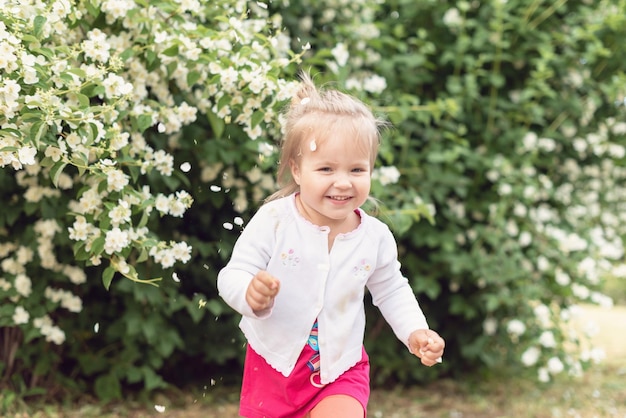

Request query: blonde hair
[{"left": 266, "top": 72, "right": 387, "bottom": 202}]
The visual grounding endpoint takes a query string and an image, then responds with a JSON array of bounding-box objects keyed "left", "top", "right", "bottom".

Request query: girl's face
[{"left": 290, "top": 132, "right": 371, "bottom": 229}]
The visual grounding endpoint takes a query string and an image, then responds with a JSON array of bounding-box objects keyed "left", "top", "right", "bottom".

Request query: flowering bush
[
  {"left": 275, "top": 0, "right": 626, "bottom": 384},
  {"left": 0, "top": 0, "right": 302, "bottom": 400},
  {"left": 1, "top": 0, "right": 626, "bottom": 404}
]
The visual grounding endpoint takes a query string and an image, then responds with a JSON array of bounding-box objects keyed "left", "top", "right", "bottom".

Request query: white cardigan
[{"left": 217, "top": 193, "right": 429, "bottom": 384}]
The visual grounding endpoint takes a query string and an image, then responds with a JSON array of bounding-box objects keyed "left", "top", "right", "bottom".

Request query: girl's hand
[
  {"left": 246, "top": 270, "right": 281, "bottom": 314},
  {"left": 408, "top": 329, "right": 445, "bottom": 367}
]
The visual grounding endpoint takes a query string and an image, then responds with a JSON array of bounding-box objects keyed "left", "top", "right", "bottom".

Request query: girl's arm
[
  {"left": 217, "top": 204, "right": 278, "bottom": 318},
  {"left": 366, "top": 226, "right": 429, "bottom": 347}
]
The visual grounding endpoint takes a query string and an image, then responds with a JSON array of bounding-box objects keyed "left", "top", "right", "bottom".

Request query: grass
[{"left": 5, "top": 304, "right": 626, "bottom": 418}]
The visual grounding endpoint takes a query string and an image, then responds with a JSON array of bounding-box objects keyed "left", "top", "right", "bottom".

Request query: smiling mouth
[{"left": 328, "top": 196, "right": 351, "bottom": 201}]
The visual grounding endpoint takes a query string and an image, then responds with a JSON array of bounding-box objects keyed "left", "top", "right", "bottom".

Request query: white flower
[
  {"left": 13, "top": 306, "right": 30, "bottom": 325},
  {"left": 46, "top": 326, "right": 66, "bottom": 345},
  {"left": 572, "top": 138, "right": 587, "bottom": 153},
  {"left": 482, "top": 317, "right": 497, "bottom": 336},
  {"left": 102, "top": 0, "right": 136, "bottom": 21},
  {"left": 546, "top": 357, "right": 564, "bottom": 375},
  {"left": 331, "top": 42, "right": 349, "bottom": 67},
  {"left": 171, "top": 241, "right": 192, "bottom": 263},
  {"left": 521, "top": 346, "right": 540, "bottom": 366},
  {"left": 442, "top": 8, "right": 462, "bottom": 27},
  {"left": 153, "top": 150, "right": 174, "bottom": 176},
  {"left": 363, "top": 75, "right": 387, "bottom": 94},
  {"left": 109, "top": 200, "right": 132, "bottom": 226},
  {"left": 14, "top": 274, "right": 32, "bottom": 297},
  {"left": 498, "top": 183, "right": 512, "bottom": 195},
  {"left": 158, "top": 249, "right": 176, "bottom": 269},
  {"left": 538, "top": 331, "right": 556, "bottom": 348},
  {"left": 169, "top": 198, "right": 186, "bottom": 217},
  {"left": 534, "top": 304, "right": 551, "bottom": 326},
  {"left": 104, "top": 227, "right": 130, "bottom": 254},
  {"left": 69, "top": 216, "right": 92, "bottom": 241},
  {"left": 522, "top": 132, "right": 537, "bottom": 151},
  {"left": 155, "top": 194, "right": 170, "bottom": 214},
  {"left": 106, "top": 168, "right": 129, "bottom": 191},
  {"left": 201, "top": 163, "right": 223, "bottom": 182},
  {"left": 519, "top": 231, "right": 532, "bottom": 247},
  {"left": 373, "top": 166, "right": 401, "bottom": 186},
  {"left": 572, "top": 283, "right": 590, "bottom": 299},
  {"left": 34, "top": 219, "right": 62, "bottom": 238},
  {"left": 103, "top": 73, "right": 133, "bottom": 99},
  {"left": 63, "top": 265, "right": 87, "bottom": 285},
  {"left": 537, "top": 137, "right": 556, "bottom": 152},
  {"left": 506, "top": 319, "right": 526, "bottom": 336},
  {"left": 608, "top": 143, "right": 625, "bottom": 159},
  {"left": 18, "top": 146, "right": 37, "bottom": 165},
  {"left": 588, "top": 347, "right": 606, "bottom": 364},
  {"left": 233, "top": 189, "right": 248, "bottom": 213},
  {"left": 536, "top": 255, "right": 549, "bottom": 271},
  {"left": 61, "top": 294, "right": 83, "bottom": 313},
  {"left": 554, "top": 268, "right": 571, "bottom": 286}
]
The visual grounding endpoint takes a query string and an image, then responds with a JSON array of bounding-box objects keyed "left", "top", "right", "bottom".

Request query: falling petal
[
  {"left": 310, "top": 139, "right": 317, "bottom": 151},
  {"left": 234, "top": 217, "right": 244, "bottom": 226},
  {"left": 154, "top": 405, "right": 166, "bottom": 413},
  {"left": 172, "top": 272, "right": 180, "bottom": 282},
  {"left": 180, "top": 162, "right": 191, "bottom": 172},
  {"left": 223, "top": 222, "right": 234, "bottom": 230},
  {"left": 300, "top": 97, "right": 310, "bottom": 105},
  {"left": 210, "top": 185, "right": 221, "bottom": 192},
  {"left": 93, "top": 323, "right": 99, "bottom": 333},
  {"left": 256, "top": 1, "right": 268, "bottom": 8}
]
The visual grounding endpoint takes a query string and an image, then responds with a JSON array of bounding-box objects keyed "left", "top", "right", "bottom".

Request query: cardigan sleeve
[
  {"left": 217, "top": 203, "right": 278, "bottom": 319},
  {"left": 366, "top": 225, "right": 429, "bottom": 347}
]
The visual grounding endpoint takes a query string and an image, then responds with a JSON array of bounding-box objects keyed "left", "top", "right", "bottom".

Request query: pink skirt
[{"left": 239, "top": 343, "right": 370, "bottom": 418}]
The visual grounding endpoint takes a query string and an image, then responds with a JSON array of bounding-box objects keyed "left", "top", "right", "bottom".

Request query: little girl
[{"left": 218, "top": 73, "right": 445, "bottom": 418}]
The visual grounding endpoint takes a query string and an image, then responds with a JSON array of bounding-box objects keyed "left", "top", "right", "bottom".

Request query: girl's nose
[{"left": 334, "top": 174, "right": 352, "bottom": 188}]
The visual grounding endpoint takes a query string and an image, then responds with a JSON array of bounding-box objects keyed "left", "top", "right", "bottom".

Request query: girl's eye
[{"left": 319, "top": 167, "right": 332, "bottom": 172}]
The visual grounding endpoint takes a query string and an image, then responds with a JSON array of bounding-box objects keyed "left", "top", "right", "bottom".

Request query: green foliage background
[{"left": 1, "top": 0, "right": 625, "bottom": 405}]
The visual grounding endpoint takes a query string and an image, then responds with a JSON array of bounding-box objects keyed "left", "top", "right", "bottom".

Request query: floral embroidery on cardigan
[{"left": 280, "top": 248, "right": 299, "bottom": 267}]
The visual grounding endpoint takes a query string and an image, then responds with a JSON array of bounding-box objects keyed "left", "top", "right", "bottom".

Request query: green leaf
[
  {"left": 187, "top": 70, "right": 201, "bottom": 86},
  {"left": 205, "top": 299, "right": 223, "bottom": 316},
  {"left": 136, "top": 247, "right": 149, "bottom": 263},
  {"left": 91, "top": 236, "right": 105, "bottom": 256},
  {"left": 137, "top": 209, "right": 150, "bottom": 228},
  {"left": 33, "top": 15, "right": 46, "bottom": 39},
  {"left": 161, "top": 45, "right": 179, "bottom": 57},
  {"left": 250, "top": 110, "right": 265, "bottom": 128},
  {"left": 137, "top": 114, "right": 153, "bottom": 132},
  {"left": 75, "top": 93, "right": 91, "bottom": 108},
  {"left": 142, "top": 367, "right": 166, "bottom": 391},
  {"left": 49, "top": 160, "right": 67, "bottom": 188},
  {"left": 94, "top": 373, "right": 122, "bottom": 402},
  {"left": 85, "top": 0, "right": 100, "bottom": 17},
  {"left": 119, "top": 47, "right": 135, "bottom": 62},
  {"left": 126, "top": 366, "right": 142, "bottom": 383},
  {"left": 20, "top": 34, "right": 40, "bottom": 45},
  {"left": 102, "top": 266, "right": 115, "bottom": 291},
  {"left": 73, "top": 241, "right": 90, "bottom": 261},
  {"left": 207, "top": 111, "right": 224, "bottom": 139}
]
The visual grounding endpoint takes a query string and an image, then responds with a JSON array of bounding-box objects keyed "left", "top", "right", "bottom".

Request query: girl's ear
[{"left": 290, "top": 159, "right": 301, "bottom": 185}]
